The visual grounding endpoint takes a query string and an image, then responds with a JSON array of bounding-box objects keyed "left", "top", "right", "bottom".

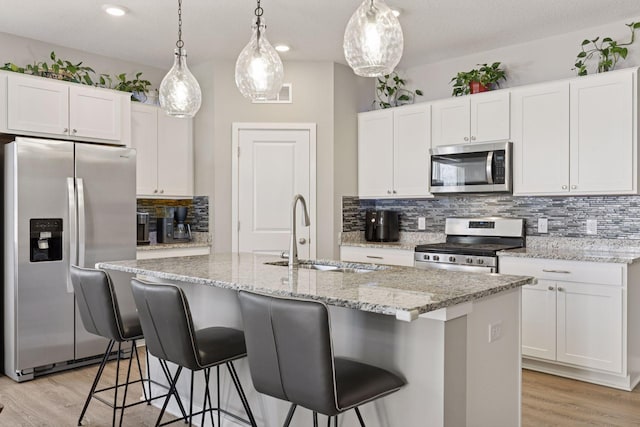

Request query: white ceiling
[{"left": 0, "top": 0, "right": 639, "bottom": 70}]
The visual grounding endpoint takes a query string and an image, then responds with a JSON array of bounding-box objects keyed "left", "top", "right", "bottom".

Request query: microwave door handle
[
  {"left": 67, "top": 177, "right": 77, "bottom": 293},
  {"left": 77, "top": 177, "right": 86, "bottom": 268},
  {"left": 486, "top": 151, "right": 494, "bottom": 184}
]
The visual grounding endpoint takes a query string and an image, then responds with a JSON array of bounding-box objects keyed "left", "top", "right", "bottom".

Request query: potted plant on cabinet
[
  {"left": 374, "top": 71, "right": 423, "bottom": 109},
  {"left": 450, "top": 62, "right": 507, "bottom": 96},
  {"left": 574, "top": 21, "right": 640, "bottom": 76}
]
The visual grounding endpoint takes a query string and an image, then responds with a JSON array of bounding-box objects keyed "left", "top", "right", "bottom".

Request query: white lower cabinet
[
  {"left": 500, "top": 257, "right": 638, "bottom": 389},
  {"left": 340, "top": 246, "right": 414, "bottom": 267}
]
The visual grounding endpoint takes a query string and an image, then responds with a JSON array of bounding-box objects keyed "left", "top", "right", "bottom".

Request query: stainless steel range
[{"left": 414, "top": 217, "right": 525, "bottom": 273}]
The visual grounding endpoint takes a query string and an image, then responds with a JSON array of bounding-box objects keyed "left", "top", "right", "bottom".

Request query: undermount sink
[{"left": 264, "top": 260, "right": 387, "bottom": 274}]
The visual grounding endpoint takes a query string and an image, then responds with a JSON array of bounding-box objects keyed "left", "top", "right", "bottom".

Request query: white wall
[
  {"left": 403, "top": 16, "right": 640, "bottom": 102},
  {"left": 191, "top": 60, "right": 368, "bottom": 258},
  {"left": 0, "top": 31, "right": 165, "bottom": 89}
]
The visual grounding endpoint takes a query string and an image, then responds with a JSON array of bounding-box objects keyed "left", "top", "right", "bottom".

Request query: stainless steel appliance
[
  {"left": 430, "top": 140, "right": 512, "bottom": 194},
  {"left": 137, "top": 212, "right": 150, "bottom": 245},
  {"left": 156, "top": 207, "right": 174, "bottom": 243},
  {"left": 414, "top": 217, "right": 525, "bottom": 273},
  {"left": 365, "top": 210, "right": 399, "bottom": 242},
  {"left": 4, "top": 137, "right": 136, "bottom": 382}
]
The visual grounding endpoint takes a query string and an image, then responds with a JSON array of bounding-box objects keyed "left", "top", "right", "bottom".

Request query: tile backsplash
[
  {"left": 137, "top": 196, "right": 209, "bottom": 232},
  {"left": 343, "top": 195, "right": 640, "bottom": 240}
]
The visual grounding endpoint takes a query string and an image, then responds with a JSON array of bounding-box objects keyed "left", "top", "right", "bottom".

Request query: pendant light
[
  {"left": 235, "top": 0, "right": 284, "bottom": 101},
  {"left": 343, "top": 0, "right": 404, "bottom": 77},
  {"left": 159, "top": 0, "right": 202, "bottom": 118}
]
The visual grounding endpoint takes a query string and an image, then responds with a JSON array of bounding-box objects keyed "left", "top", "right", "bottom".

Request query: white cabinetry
[
  {"left": 1, "top": 72, "right": 130, "bottom": 145},
  {"left": 358, "top": 103, "right": 431, "bottom": 198},
  {"left": 131, "top": 103, "right": 193, "bottom": 198},
  {"left": 513, "top": 69, "right": 637, "bottom": 196},
  {"left": 431, "top": 91, "right": 509, "bottom": 147},
  {"left": 340, "top": 246, "right": 414, "bottom": 267},
  {"left": 500, "top": 257, "right": 639, "bottom": 390}
]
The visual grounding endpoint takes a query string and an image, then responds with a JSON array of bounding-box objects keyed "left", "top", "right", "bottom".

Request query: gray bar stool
[
  {"left": 238, "top": 291, "right": 406, "bottom": 427},
  {"left": 70, "top": 265, "right": 182, "bottom": 427},
  {"left": 131, "top": 278, "right": 257, "bottom": 427}
]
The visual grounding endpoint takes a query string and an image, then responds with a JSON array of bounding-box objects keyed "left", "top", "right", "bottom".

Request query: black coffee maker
[{"left": 365, "top": 210, "right": 400, "bottom": 242}]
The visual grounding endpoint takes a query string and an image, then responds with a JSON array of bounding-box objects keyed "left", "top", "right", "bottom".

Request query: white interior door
[{"left": 236, "top": 127, "right": 314, "bottom": 257}]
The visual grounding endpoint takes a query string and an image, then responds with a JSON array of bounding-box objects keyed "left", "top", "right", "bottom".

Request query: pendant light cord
[
  {"left": 176, "top": 0, "right": 184, "bottom": 50},
  {"left": 254, "top": 0, "right": 264, "bottom": 43}
]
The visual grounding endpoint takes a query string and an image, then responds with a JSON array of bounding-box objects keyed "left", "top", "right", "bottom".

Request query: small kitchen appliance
[
  {"left": 414, "top": 217, "right": 525, "bottom": 273},
  {"left": 136, "top": 212, "right": 150, "bottom": 245},
  {"left": 365, "top": 210, "right": 400, "bottom": 242},
  {"left": 173, "top": 206, "right": 192, "bottom": 241},
  {"left": 156, "top": 207, "right": 175, "bottom": 243}
]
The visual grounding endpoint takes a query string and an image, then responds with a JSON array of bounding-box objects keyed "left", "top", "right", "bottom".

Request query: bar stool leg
[
  {"left": 354, "top": 407, "right": 366, "bottom": 427},
  {"left": 189, "top": 370, "right": 195, "bottom": 426},
  {"left": 132, "top": 343, "right": 149, "bottom": 403},
  {"left": 111, "top": 342, "right": 123, "bottom": 427},
  {"left": 313, "top": 411, "right": 318, "bottom": 427},
  {"left": 226, "top": 362, "right": 257, "bottom": 427},
  {"left": 217, "top": 365, "right": 221, "bottom": 427},
  {"left": 78, "top": 340, "right": 115, "bottom": 426},
  {"left": 159, "top": 360, "right": 189, "bottom": 421},
  {"left": 283, "top": 404, "right": 297, "bottom": 427},
  {"left": 156, "top": 366, "right": 183, "bottom": 426},
  {"left": 118, "top": 343, "right": 136, "bottom": 427}
]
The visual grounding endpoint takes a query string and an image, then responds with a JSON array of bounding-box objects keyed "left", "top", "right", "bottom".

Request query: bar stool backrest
[
  {"left": 238, "top": 291, "right": 339, "bottom": 415},
  {"left": 70, "top": 265, "right": 125, "bottom": 342},
  {"left": 130, "top": 278, "right": 201, "bottom": 370}
]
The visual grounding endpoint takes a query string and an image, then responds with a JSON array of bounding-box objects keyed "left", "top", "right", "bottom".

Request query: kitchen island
[{"left": 98, "top": 253, "right": 534, "bottom": 427}]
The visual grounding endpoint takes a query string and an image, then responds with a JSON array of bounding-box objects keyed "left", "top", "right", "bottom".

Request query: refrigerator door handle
[
  {"left": 67, "top": 177, "right": 77, "bottom": 293},
  {"left": 77, "top": 177, "right": 86, "bottom": 268}
]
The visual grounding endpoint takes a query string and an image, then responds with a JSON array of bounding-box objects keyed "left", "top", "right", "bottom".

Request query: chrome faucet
[{"left": 289, "top": 194, "right": 310, "bottom": 268}]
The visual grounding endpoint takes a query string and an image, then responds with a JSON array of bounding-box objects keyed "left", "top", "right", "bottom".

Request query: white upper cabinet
[
  {"left": 2, "top": 72, "right": 130, "bottom": 145},
  {"left": 570, "top": 70, "right": 635, "bottom": 194},
  {"left": 512, "top": 82, "right": 570, "bottom": 195},
  {"left": 358, "top": 103, "right": 431, "bottom": 198},
  {"left": 131, "top": 103, "right": 193, "bottom": 198},
  {"left": 513, "top": 68, "right": 637, "bottom": 196},
  {"left": 432, "top": 91, "right": 509, "bottom": 147}
]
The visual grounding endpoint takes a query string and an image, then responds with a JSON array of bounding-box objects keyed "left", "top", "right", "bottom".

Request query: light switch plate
[
  {"left": 586, "top": 219, "right": 598, "bottom": 235},
  {"left": 418, "top": 217, "right": 426, "bottom": 230},
  {"left": 538, "top": 218, "right": 548, "bottom": 234}
]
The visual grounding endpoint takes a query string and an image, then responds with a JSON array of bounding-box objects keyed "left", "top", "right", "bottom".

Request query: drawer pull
[
  {"left": 366, "top": 255, "right": 384, "bottom": 259},
  {"left": 558, "top": 287, "right": 565, "bottom": 292},
  {"left": 542, "top": 269, "right": 571, "bottom": 274}
]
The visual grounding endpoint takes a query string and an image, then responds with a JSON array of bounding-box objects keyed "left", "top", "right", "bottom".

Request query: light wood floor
[{"left": 1, "top": 362, "right": 640, "bottom": 426}]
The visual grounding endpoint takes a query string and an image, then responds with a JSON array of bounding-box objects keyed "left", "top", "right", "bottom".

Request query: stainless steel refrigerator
[{"left": 4, "top": 137, "right": 136, "bottom": 382}]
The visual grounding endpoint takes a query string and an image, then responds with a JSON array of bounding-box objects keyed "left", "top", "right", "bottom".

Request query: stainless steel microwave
[{"left": 430, "top": 140, "right": 512, "bottom": 194}]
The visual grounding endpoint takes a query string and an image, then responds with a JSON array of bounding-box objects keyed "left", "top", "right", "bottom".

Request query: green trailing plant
[
  {"left": 0, "top": 51, "right": 151, "bottom": 99},
  {"left": 450, "top": 62, "right": 506, "bottom": 97},
  {"left": 574, "top": 22, "right": 640, "bottom": 76},
  {"left": 374, "top": 72, "right": 423, "bottom": 109}
]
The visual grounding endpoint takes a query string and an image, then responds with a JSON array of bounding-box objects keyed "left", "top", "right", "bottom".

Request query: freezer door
[
  {"left": 74, "top": 143, "right": 136, "bottom": 359},
  {"left": 7, "top": 138, "right": 75, "bottom": 371}
]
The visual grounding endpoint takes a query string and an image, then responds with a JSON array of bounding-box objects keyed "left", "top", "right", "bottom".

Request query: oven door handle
[{"left": 486, "top": 151, "right": 494, "bottom": 184}]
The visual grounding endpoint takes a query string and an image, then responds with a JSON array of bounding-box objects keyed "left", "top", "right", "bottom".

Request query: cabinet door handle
[
  {"left": 160, "top": 189, "right": 164, "bottom": 194},
  {"left": 153, "top": 189, "right": 158, "bottom": 194},
  {"left": 387, "top": 190, "right": 391, "bottom": 194},
  {"left": 366, "top": 255, "right": 384, "bottom": 259},
  {"left": 72, "top": 128, "right": 78, "bottom": 134},
  {"left": 392, "top": 190, "right": 397, "bottom": 194},
  {"left": 471, "top": 136, "right": 476, "bottom": 141},
  {"left": 542, "top": 269, "right": 571, "bottom": 274},
  {"left": 298, "top": 237, "right": 307, "bottom": 244},
  {"left": 571, "top": 185, "right": 577, "bottom": 189},
  {"left": 464, "top": 136, "right": 469, "bottom": 141},
  {"left": 557, "top": 287, "right": 565, "bottom": 292},
  {"left": 548, "top": 286, "right": 555, "bottom": 291},
  {"left": 63, "top": 128, "right": 69, "bottom": 134},
  {"left": 562, "top": 185, "right": 568, "bottom": 190}
]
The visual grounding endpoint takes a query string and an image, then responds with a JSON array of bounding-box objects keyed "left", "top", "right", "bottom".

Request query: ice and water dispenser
[{"left": 30, "top": 218, "right": 63, "bottom": 262}]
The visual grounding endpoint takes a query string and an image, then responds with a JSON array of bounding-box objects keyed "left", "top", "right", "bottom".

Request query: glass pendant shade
[
  {"left": 235, "top": 18, "right": 284, "bottom": 101},
  {"left": 159, "top": 48, "right": 202, "bottom": 118},
  {"left": 343, "top": 0, "right": 404, "bottom": 77}
]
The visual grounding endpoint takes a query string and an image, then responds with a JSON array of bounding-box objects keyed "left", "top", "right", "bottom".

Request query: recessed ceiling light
[
  {"left": 102, "top": 4, "right": 127, "bottom": 17},
  {"left": 391, "top": 8, "right": 401, "bottom": 17},
  {"left": 275, "top": 44, "right": 290, "bottom": 53}
]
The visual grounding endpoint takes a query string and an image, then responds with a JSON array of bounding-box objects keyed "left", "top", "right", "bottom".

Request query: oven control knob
[
  {"left": 466, "top": 257, "right": 473, "bottom": 264},
  {"left": 433, "top": 255, "right": 440, "bottom": 261},
  {"left": 448, "top": 256, "right": 456, "bottom": 262},
  {"left": 423, "top": 254, "right": 430, "bottom": 261},
  {"left": 477, "top": 259, "right": 484, "bottom": 265}
]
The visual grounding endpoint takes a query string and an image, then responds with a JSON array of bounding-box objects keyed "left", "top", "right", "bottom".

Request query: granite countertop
[
  {"left": 97, "top": 252, "right": 533, "bottom": 321},
  {"left": 339, "top": 231, "right": 445, "bottom": 251},
  {"left": 498, "top": 236, "right": 640, "bottom": 264},
  {"left": 137, "top": 241, "right": 210, "bottom": 251}
]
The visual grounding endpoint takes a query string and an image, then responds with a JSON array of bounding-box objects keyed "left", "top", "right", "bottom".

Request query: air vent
[{"left": 252, "top": 83, "right": 292, "bottom": 104}]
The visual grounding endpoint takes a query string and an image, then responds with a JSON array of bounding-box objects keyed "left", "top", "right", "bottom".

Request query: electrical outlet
[
  {"left": 418, "top": 217, "right": 426, "bottom": 230},
  {"left": 538, "top": 218, "right": 548, "bottom": 234},
  {"left": 488, "top": 322, "right": 503, "bottom": 343},
  {"left": 586, "top": 219, "right": 598, "bottom": 235}
]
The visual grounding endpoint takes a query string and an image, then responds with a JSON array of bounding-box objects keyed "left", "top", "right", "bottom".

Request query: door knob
[{"left": 298, "top": 238, "right": 306, "bottom": 244}]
